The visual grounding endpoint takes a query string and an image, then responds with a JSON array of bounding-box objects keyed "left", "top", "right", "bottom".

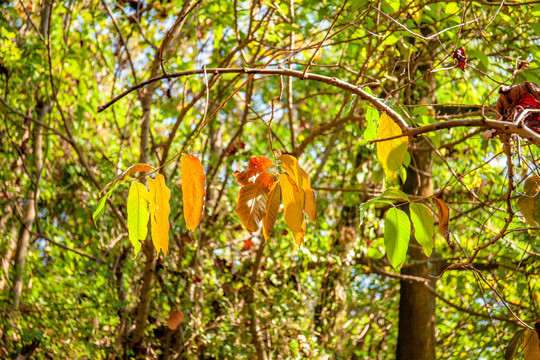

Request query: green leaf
[
  {"left": 127, "top": 182, "right": 150, "bottom": 256},
  {"left": 504, "top": 328, "right": 526, "bottom": 360},
  {"left": 92, "top": 181, "right": 120, "bottom": 226},
  {"left": 384, "top": 207, "right": 410, "bottom": 271},
  {"left": 409, "top": 203, "right": 435, "bottom": 257},
  {"left": 381, "top": 188, "right": 410, "bottom": 203},
  {"left": 364, "top": 106, "right": 379, "bottom": 141}
]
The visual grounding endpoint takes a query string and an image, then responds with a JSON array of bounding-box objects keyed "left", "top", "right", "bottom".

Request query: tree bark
[{"left": 11, "top": 100, "right": 49, "bottom": 311}]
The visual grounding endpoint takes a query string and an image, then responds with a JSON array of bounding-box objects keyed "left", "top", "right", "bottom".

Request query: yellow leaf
[
  {"left": 127, "top": 182, "right": 149, "bottom": 256},
  {"left": 523, "top": 328, "right": 540, "bottom": 360},
  {"left": 262, "top": 181, "right": 281, "bottom": 240},
  {"left": 181, "top": 155, "right": 206, "bottom": 232},
  {"left": 234, "top": 172, "right": 272, "bottom": 233},
  {"left": 148, "top": 174, "right": 171, "bottom": 256},
  {"left": 376, "top": 114, "right": 408, "bottom": 181},
  {"left": 278, "top": 173, "right": 306, "bottom": 246},
  {"left": 280, "top": 154, "right": 316, "bottom": 222}
]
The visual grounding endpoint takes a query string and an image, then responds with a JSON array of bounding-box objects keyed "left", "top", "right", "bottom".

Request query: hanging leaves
[
  {"left": 262, "top": 181, "right": 281, "bottom": 240},
  {"left": 235, "top": 171, "right": 272, "bottom": 233},
  {"left": 280, "top": 154, "right": 316, "bottom": 222},
  {"left": 376, "top": 114, "right": 408, "bottom": 181},
  {"left": 517, "top": 176, "right": 540, "bottom": 232},
  {"left": 409, "top": 202, "right": 435, "bottom": 257},
  {"left": 233, "top": 156, "right": 276, "bottom": 186},
  {"left": 279, "top": 173, "right": 306, "bottom": 246},
  {"left": 433, "top": 196, "right": 451, "bottom": 245},
  {"left": 181, "top": 154, "right": 206, "bottom": 232},
  {"left": 384, "top": 207, "right": 410, "bottom": 271},
  {"left": 127, "top": 182, "right": 150, "bottom": 256},
  {"left": 148, "top": 174, "right": 171, "bottom": 256}
]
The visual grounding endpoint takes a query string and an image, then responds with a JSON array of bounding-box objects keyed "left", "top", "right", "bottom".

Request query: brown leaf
[
  {"left": 166, "top": 309, "right": 184, "bottom": 330},
  {"left": 181, "top": 155, "right": 206, "bottom": 232},
  {"left": 280, "top": 154, "right": 316, "bottom": 222},
  {"left": 233, "top": 157, "right": 275, "bottom": 186},
  {"left": 278, "top": 173, "right": 306, "bottom": 246},
  {"left": 262, "top": 181, "right": 281, "bottom": 240},
  {"left": 433, "top": 196, "right": 450, "bottom": 245},
  {"left": 234, "top": 171, "right": 273, "bottom": 233}
]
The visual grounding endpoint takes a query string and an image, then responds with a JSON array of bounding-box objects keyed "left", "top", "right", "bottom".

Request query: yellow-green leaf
[
  {"left": 181, "top": 154, "right": 206, "bottom": 232},
  {"left": 517, "top": 176, "right": 540, "bottom": 232},
  {"left": 93, "top": 181, "right": 120, "bottom": 226},
  {"left": 409, "top": 202, "right": 435, "bottom": 257},
  {"left": 384, "top": 207, "right": 410, "bottom": 271},
  {"left": 376, "top": 113, "right": 408, "bottom": 181},
  {"left": 280, "top": 154, "right": 316, "bottom": 222},
  {"left": 127, "top": 182, "right": 149, "bottom": 256},
  {"left": 148, "top": 174, "right": 171, "bottom": 256},
  {"left": 262, "top": 181, "right": 281, "bottom": 240},
  {"left": 278, "top": 173, "right": 306, "bottom": 246}
]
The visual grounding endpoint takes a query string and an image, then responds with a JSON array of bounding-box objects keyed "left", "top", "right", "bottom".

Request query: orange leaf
[
  {"left": 234, "top": 171, "right": 272, "bottom": 233},
  {"left": 166, "top": 309, "right": 184, "bottom": 330},
  {"left": 262, "top": 181, "right": 281, "bottom": 241},
  {"left": 278, "top": 173, "right": 306, "bottom": 246},
  {"left": 234, "top": 156, "right": 276, "bottom": 186},
  {"left": 181, "top": 155, "right": 206, "bottom": 232},
  {"left": 433, "top": 196, "right": 450, "bottom": 245},
  {"left": 148, "top": 174, "right": 170, "bottom": 255},
  {"left": 280, "top": 154, "right": 316, "bottom": 222}
]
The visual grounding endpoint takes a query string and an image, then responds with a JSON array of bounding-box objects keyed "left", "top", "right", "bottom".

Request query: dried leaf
[
  {"left": 148, "top": 174, "right": 171, "bottom": 256},
  {"left": 166, "top": 310, "right": 184, "bottom": 330},
  {"left": 278, "top": 173, "right": 306, "bottom": 246},
  {"left": 234, "top": 156, "right": 276, "bottom": 186},
  {"left": 127, "top": 182, "right": 150, "bottom": 256},
  {"left": 376, "top": 114, "right": 408, "bottom": 181},
  {"left": 262, "top": 181, "right": 281, "bottom": 240},
  {"left": 433, "top": 196, "right": 450, "bottom": 245},
  {"left": 280, "top": 154, "right": 316, "bottom": 222},
  {"left": 181, "top": 155, "right": 206, "bottom": 232},
  {"left": 234, "top": 171, "right": 272, "bottom": 233},
  {"left": 523, "top": 328, "right": 540, "bottom": 360},
  {"left": 384, "top": 207, "right": 410, "bottom": 271}
]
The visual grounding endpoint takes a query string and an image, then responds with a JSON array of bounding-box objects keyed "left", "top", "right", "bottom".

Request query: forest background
[{"left": 1, "top": 0, "right": 540, "bottom": 359}]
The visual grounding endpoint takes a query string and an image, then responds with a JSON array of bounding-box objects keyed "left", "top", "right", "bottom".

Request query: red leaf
[
  {"left": 453, "top": 47, "right": 467, "bottom": 71},
  {"left": 166, "top": 310, "right": 184, "bottom": 330},
  {"left": 242, "top": 239, "right": 254, "bottom": 249}
]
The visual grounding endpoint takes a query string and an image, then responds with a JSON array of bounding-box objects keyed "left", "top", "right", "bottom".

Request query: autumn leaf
[
  {"left": 148, "top": 174, "right": 171, "bottom": 256},
  {"left": 409, "top": 202, "right": 435, "bottom": 257},
  {"left": 384, "top": 207, "right": 410, "bottom": 271},
  {"left": 127, "top": 182, "right": 150, "bottom": 256},
  {"left": 262, "top": 181, "right": 281, "bottom": 240},
  {"left": 181, "top": 154, "right": 206, "bottom": 232},
  {"left": 433, "top": 196, "right": 450, "bottom": 245},
  {"left": 523, "top": 328, "right": 540, "bottom": 360},
  {"left": 278, "top": 173, "right": 306, "bottom": 246},
  {"left": 280, "top": 154, "right": 316, "bottom": 222},
  {"left": 166, "top": 309, "right": 184, "bottom": 330},
  {"left": 234, "top": 156, "right": 276, "bottom": 186},
  {"left": 504, "top": 329, "right": 526, "bottom": 360},
  {"left": 376, "top": 114, "right": 408, "bottom": 181},
  {"left": 234, "top": 171, "right": 273, "bottom": 233}
]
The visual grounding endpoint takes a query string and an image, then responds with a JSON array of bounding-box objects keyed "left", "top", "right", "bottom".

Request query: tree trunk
[
  {"left": 396, "top": 140, "right": 437, "bottom": 360},
  {"left": 11, "top": 100, "right": 49, "bottom": 311}
]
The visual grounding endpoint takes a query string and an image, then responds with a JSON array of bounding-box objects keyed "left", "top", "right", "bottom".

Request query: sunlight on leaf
[
  {"left": 233, "top": 157, "right": 275, "bottom": 186},
  {"left": 409, "top": 202, "right": 435, "bottom": 257},
  {"left": 148, "top": 174, "right": 171, "bottom": 256},
  {"left": 384, "top": 207, "right": 410, "bottom": 271},
  {"left": 262, "top": 181, "right": 281, "bottom": 240},
  {"left": 376, "top": 114, "right": 408, "bottom": 181},
  {"left": 280, "top": 154, "right": 316, "bottom": 222},
  {"left": 181, "top": 154, "right": 206, "bottom": 232},
  {"left": 234, "top": 171, "right": 272, "bottom": 233},
  {"left": 127, "top": 182, "right": 149, "bottom": 256},
  {"left": 278, "top": 173, "right": 306, "bottom": 246}
]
